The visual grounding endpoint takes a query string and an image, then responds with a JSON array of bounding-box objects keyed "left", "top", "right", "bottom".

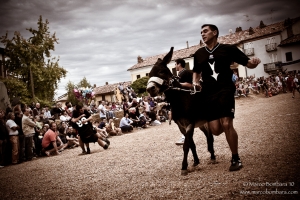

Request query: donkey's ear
[{"left": 162, "top": 47, "right": 174, "bottom": 64}]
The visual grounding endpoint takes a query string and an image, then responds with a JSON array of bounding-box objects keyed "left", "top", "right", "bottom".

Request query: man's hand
[{"left": 247, "top": 57, "right": 261, "bottom": 69}]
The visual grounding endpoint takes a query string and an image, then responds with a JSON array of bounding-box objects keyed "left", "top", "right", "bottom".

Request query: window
[
  {"left": 136, "top": 75, "right": 140, "bottom": 79},
  {"left": 185, "top": 62, "right": 190, "bottom": 70},
  {"left": 269, "top": 53, "right": 277, "bottom": 63},
  {"left": 244, "top": 42, "right": 253, "bottom": 49},
  {"left": 286, "top": 52, "right": 293, "bottom": 62},
  {"left": 146, "top": 73, "right": 149, "bottom": 77}
]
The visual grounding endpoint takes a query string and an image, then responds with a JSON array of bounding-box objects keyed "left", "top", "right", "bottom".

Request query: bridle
[{"left": 147, "top": 76, "right": 201, "bottom": 95}]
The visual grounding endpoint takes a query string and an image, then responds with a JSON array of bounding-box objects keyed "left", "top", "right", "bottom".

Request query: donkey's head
[{"left": 147, "top": 47, "right": 174, "bottom": 97}]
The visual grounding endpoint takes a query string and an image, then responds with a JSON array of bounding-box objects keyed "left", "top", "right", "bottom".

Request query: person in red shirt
[{"left": 42, "top": 122, "right": 66, "bottom": 156}]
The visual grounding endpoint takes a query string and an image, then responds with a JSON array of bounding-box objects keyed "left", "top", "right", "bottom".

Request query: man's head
[
  {"left": 201, "top": 24, "right": 219, "bottom": 43},
  {"left": 76, "top": 105, "right": 84, "bottom": 114},
  {"left": 50, "top": 122, "right": 57, "bottom": 132},
  {"left": 175, "top": 59, "right": 185, "bottom": 71},
  {"left": 35, "top": 103, "right": 40, "bottom": 109},
  {"left": 23, "top": 107, "right": 31, "bottom": 116},
  {"left": 7, "top": 112, "right": 15, "bottom": 120}
]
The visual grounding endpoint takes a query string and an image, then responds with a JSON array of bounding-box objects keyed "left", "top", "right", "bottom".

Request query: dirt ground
[{"left": 0, "top": 93, "right": 299, "bottom": 200}]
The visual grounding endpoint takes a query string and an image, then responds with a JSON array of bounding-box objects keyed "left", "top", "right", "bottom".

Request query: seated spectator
[
  {"left": 42, "top": 122, "right": 67, "bottom": 156},
  {"left": 60, "top": 110, "right": 71, "bottom": 123},
  {"left": 148, "top": 111, "right": 161, "bottom": 126},
  {"left": 128, "top": 107, "right": 140, "bottom": 127},
  {"left": 93, "top": 121, "right": 109, "bottom": 138},
  {"left": 58, "top": 121, "right": 68, "bottom": 144},
  {"left": 65, "top": 126, "right": 79, "bottom": 148},
  {"left": 106, "top": 103, "right": 117, "bottom": 120},
  {"left": 119, "top": 113, "right": 133, "bottom": 133},
  {"left": 105, "top": 119, "right": 122, "bottom": 136}
]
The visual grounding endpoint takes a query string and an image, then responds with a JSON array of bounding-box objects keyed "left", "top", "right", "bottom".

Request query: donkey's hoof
[
  {"left": 210, "top": 159, "right": 217, "bottom": 164},
  {"left": 193, "top": 160, "right": 200, "bottom": 167},
  {"left": 181, "top": 170, "right": 188, "bottom": 176}
]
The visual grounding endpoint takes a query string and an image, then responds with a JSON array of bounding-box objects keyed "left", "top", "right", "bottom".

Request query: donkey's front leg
[{"left": 181, "top": 123, "right": 195, "bottom": 176}]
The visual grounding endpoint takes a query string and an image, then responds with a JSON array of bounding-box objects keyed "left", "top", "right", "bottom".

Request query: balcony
[
  {"left": 265, "top": 43, "right": 277, "bottom": 52},
  {"left": 244, "top": 48, "right": 254, "bottom": 56},
  {"left": 263, "top": 61, "right": 282, "bottom": 72}
]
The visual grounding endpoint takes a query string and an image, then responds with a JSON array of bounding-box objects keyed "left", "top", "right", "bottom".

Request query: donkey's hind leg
[{"left": 200, "top": 123, "right": 216, "bottom": 161}]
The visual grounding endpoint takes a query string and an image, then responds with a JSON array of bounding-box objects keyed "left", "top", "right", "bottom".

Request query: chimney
[
  {"left": 137, "top": 55, "right": 143, "bottom": 63},
  {"left": 105, "top": 82, "right": 108, "bottom": 85},
  {"left": 93, "top": 84, "right": 96, "bottom": 88},
  {"left": 259, "top": 20, "right": 266, "bottom": 28},
  {"left": 284, "top": 18, "right": 292, "bottom": 26},
  {"left": 235, "top": 27, "right": 242, "bottom": 32},
  {"left": 200, "top": 40, "right": 203, "bottom": 46},
  {"left": 186, "top": 41, "right": 189, "bottom": 48},
  {"left": 248, "top": 27, "right": 255, "bottom": 35}
]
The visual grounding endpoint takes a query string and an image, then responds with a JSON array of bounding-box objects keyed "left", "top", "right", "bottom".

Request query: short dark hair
[
  {"left": 175, "top": 59, "right": 185, "bottom": 68},
  {"left": 75, "top": 105, "right": 82, "bottom": 111},
  {"left": 201, "top": 24, "right": 219, "bottom": 38}
]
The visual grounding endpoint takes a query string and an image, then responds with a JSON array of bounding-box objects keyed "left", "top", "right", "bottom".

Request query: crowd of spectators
[
  {"left": 0, "top": 95, "right": 171, "bottom": 168},
  {"left": 233, "top": 70, "right": 299, "bottom": 98}
]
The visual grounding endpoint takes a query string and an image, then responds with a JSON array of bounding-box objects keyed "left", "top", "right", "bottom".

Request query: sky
[{"left": 1, "top": 0, "right": 299, "bottom": 98}]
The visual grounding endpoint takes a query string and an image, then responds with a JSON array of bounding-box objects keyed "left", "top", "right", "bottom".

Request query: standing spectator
[
  {"left": 13, "top": 105, "right": 25, "bottom": 163},
  {"left": 119, "top": 113, "right": 133, "bottom": 133},
  {"left": 32, "top": 103, "right": 41, "bottom": 118},
  {"left": 0, "top": 110, "right": 8, "bottom": 167},
  {"left": 292, "top": 74, "right": 299, "bottom": 98},
  {"left": 43, "top": 106, "right": 53, "bottom": 124},
  {"left": 122, "top": 100, "right": 129, "bottom": 117},
  {"left": 6, "top": 112, "right": 20, "bottom": 164},
  {"left": 21, "top": 107, "right": 36, "bottom": 161}
]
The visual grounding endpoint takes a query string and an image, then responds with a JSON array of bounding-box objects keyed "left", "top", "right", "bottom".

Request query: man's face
[
  {"left": 24, "top": 108, "right": 31, "bottom": 116},
  {"left": 36, "top": 103, "right": 40, "bottom": 108},
  {"left": 51, "top": 123, "right": 57, "bottom": 131},
  {"left": 201, "top": 26, "right": 217, "bottom": 43},
  {"left": 175, "top": 62, "right": 181, "bottom": 71}
]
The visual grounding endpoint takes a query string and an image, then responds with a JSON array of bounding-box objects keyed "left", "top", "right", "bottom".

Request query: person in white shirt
[
  {"left": 6, "top": 112, "right": 19, "bottom": 164},
  {"left": 98, "top": 101, "right": 107, "bottom": 120},
  {"left": 43, "top": 106, "right": 53, "bottom": 123},
  {"left": 119, "top": 113, "right": 133, "bottom": 133}
]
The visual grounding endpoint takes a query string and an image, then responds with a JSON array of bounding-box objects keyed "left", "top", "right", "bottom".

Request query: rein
[{"left": 147, "top": 76, "right": 202, "bottom": 95}]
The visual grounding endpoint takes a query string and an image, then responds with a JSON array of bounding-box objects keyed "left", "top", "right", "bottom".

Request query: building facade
[{"left": 128, "top": 17, "right": 300, "bottom": 81}]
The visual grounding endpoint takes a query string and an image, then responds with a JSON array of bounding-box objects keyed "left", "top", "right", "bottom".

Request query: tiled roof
[
  {"left": 128, "top": 44, "right": 202, "bottom": 71},
  {"left": 128, "top": 16, "right": 300, "bottom": 71},
  {"left": 93, "top": 81, "right": 131, "bottom": 95},
  {"left": 56, "top": 93, "right": 68, "bottom": 102},
  {"left": 278, "top": 34, "right": 300, "bottom": 46}
]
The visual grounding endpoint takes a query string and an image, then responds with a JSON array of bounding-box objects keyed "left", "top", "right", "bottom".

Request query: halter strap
[{"left": 147, "top": 77, "right": 165, "bottom": 85}]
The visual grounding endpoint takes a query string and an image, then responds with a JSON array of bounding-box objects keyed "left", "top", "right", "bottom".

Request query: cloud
[{"left": 1, "top": 0, "right": 299, "bottom": 98}]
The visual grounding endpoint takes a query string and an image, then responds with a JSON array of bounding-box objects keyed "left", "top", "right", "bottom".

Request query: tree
[
  {"left": 131, "top": 76, "right": 149, "bottom": 96},
  {"left": 66, "top": 77, "right": 93, "bottom": 105},
  {"left": 0, "top": 15, "right": 67, "bottom": 105}
]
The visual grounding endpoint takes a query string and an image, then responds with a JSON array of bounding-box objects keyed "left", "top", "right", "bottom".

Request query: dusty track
[{"left": 0, "top": 93, "right": 299, "bottom": 200}]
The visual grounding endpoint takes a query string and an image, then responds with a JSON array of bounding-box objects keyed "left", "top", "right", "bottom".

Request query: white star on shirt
[{"left": 209, "top": 61, "right": 218, "bottom": 81}]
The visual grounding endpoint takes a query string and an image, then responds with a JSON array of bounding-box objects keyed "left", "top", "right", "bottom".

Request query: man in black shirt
[
  {"left": 71, "top": 105, "right": 110, "bottom": 154},
  {"left": 174, "top": 58, "right": 193, "bottom": 145},
  {"left": 192, "top": 24, "right": 261, "bottom": 171}
]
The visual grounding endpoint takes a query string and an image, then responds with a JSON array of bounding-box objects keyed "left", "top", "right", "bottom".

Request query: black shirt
[
  {"left": 193, "top": 44, "right": 249, "bottom": 87},
  {"left": 72, "top": 110, "right": 94, "bottom": 138},
  {"left": 178, "top": 69, "right": 193, "bottom": 84}
]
